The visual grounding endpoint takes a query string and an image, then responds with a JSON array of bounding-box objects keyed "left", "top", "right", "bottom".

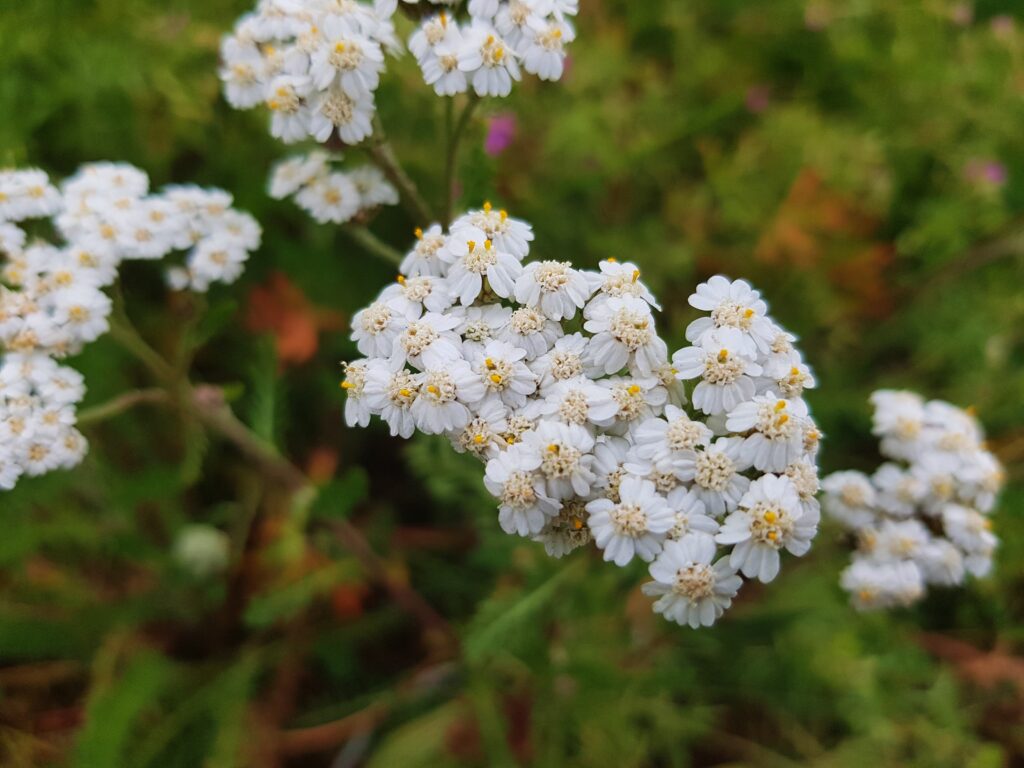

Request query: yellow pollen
[
  {"left": 473, "top": 434, "right": 485, "bottom": 444},
  {"left": 276, "top": 86, "right": 289, "bottom": 97},
  {"left": 767, "top": 531, "right": 778, "bottom": 541},
  {"left": 982, "top": 519, "right": 993, "bottom": 530},
  {"left": 547, "top": 444, "right": 560, "bottom": 453},
  {"left": 397, "top": 274, "right": 405, "bottom": 284},
  {"left": 764, "top": 510, "right": 777, "bottom": 523},
  {"left": 398, "top": 388, "right": 412, "bottom": 397},
  {"left": 334, "top": 41, "right": 346, "bottom": 53},
  {"left": 717, "top": 349, "right": 729, "bottom": 363},
  {"left": 484, "top": 358, "right": 495, "bottom": 369},
  {"left": 486, "top": 34, "right": 495, "bottom": 44},
  {"left": 966, "top": 405, "right": 977, "bottom": 416},
  {"left": 483, "top": 201, "right": 492, "bottom": 211},
  {"left": 606, "top": 257, "right": 617, "bottom": 263},
  {"left": 467, "top": 240, "right": 476, "bottom": 251},
  {"left": 427, "top": 385, "right": 439, "bottom": 394},
  {"left": 506, "top": 436, "right": 516, "bottom": 444},
  {"left": 670, "top": 367, "right": 678, "bottom": 374},
  {"left": 500, "top": 209, "right": 508, "bottom": 221},
  {"left": 489, "top": 373, "right": 502, "bottom": 384},
  {"left": 494, "top": 46, "right": 505, "bottom": 61},
  {"left": 775, "top": 400, "right": 787, "bottom": 411},
  {"left": 267, "top": 99, "right": 281, "bottom": 111},
  {"left": 265, "top": 44, "right": 276, "bottom": 56},
  {"left": 414, "top": 227, "right": 423, "bottom": 238},
  {"left": 790, "top": 366, "right": 800, "bottom": 376},
  {"left": 744, "top": 308, "right": 755, "bottom": 318},
  {"left": 627, "top": 384, "right": 641, "bottom": 395},
  {"left": 572, "top": 517, "right": 584, "bottom": 531},
  {"left": 340, "top": 380, "right": 354, "bottom": 389},
  {"left": 554, "top": 28, "right": 563, "bottom": 38},
  {"left": 858, "top": 588, "right": 875, "bottom": 604},
  {"left": 484, "top": 239, "right": 492, "bottom": 250},
  {"left": 440, "top": 11, "right": 447, "bottom": 26},
  {"left": 631, "top": 269, "right": 640, "bottom": 283},
  {"left": 776, "top": 414, "right": 790, "bottom": 426}
]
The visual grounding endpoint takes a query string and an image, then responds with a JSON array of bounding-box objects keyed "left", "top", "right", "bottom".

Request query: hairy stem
[{"left": 366, "top": 115, "right": 435, "bottom": 226}]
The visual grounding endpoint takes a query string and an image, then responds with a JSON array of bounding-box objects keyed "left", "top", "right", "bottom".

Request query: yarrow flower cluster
[
  {"left": 0, "top": 164, "right": 261, "bottom": 489},
  {"left": 220, "top": 0, "right": 577, "bottom": 147},
  {"left": 268, "top": 150, "right": 398, "bottom": 224},
  {"left": 823, "top": 391, "right": 1004, "bottom": 611},
  {"left": 341, "top": 206, "right": 823, "bottom": 627}
]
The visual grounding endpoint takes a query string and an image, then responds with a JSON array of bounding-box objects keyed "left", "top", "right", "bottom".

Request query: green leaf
[
  {"left": 74, "top": 649, "right": 175, "bottom": 768},
  {"left": 309, "top": 467, "right": 369, "bottom": 521}
]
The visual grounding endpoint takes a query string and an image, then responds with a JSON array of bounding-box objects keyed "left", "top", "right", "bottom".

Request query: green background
[{"left": 1, "top": 0, "right": 1023, "bottom": 765}]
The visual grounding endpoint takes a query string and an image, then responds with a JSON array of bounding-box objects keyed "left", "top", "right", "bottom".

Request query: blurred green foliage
[{"left": 1, "top": 0, "right": 1023, "bottom": 766}]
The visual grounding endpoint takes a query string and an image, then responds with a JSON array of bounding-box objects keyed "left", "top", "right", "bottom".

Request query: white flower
[
  {"left": 484, "top": 443, "right": 560, "bottom": 536},
  {"left": 520, "top": 16, "right": 574, "bottom": 80},
  {"left": 587, "top": 475, "right": 674, "bottom": 566},
  {"left": 468, "top": 0, "right": 500, "bottom": 19},
  {"left": 590, "top": 435, "right": 630, "bottom": 502},
  {"left": 309, "top": 17, "right": 385, "bottom": 97},
  {"left": 672, "top": 328, "right": 762, "bottom": 415},
  {"left": 294, "top": 172, "right": 362, "bottom": 223},
  {"left": 725, "top": 393, "right": 808, "bottom": 472},
  {"left": 941, "top": 504, "right": 997, "bottom": 576},
  {"left": 458, "top": 23, "right": 521, "bottom": 97},
  {"left": 450, "top": 397, "right": 508, "bottom": 458},
  {"left": 390, "top": 312, "right": 463, "bottom": 370},
  {"left": 642, "top": 535, "right": 742, "bottom": 627},
  {"left": 410, "top": 359, "right": 486, "bottom": 434},
  {"left": 870, "top": 389, "right": 927, "bottom": 460},
  {"left": 531, "top": 333, "right": 588, "bottom": 391},
  {"left": 841, "top": 557, "right": 924, "bottom": 610},
  {"left": 401, "top": 224, "right": 448, "bottom": 277},
  {"left": 380, "top": 274, "right": 452, "bottom": 319},
  {"left": 871, "top": 463, "right": 922, "bottom": 518},
  {"left": 362, "top": 361, "right": 419, "bottom": 438},
  {"left": 685, "top": 275, "right": 775, "bottom": 356},
  {"left": 268, "top": 152, "right": 330, "bottom": 199},
  {"left": 442, "top": 227, "right": 523, "bottom": 304},
  {"left": 524, "top": 419, "right": 595, "bottom": 499},
  {"left": 675, "top": 437, "right": 751, "bottom": 516},
  {"left": 458, "top": 202, "right": 533, "bottom": 259},
  {"left": 717, "top": 474, "right": 817, "bottom": 583},
  {"left": 347, "top": 165, "right": 399, "bottom": 208},
  {"left": 351, "top": 298, "right": 406, "bottom": 358},
  {"left": 308, "top": 88, "right": 375, "bottom": 144},
  {"left": 584, "top": 296, "right": 668, "bottom": 376},
  {"left": 630, "top": 404, "right": 712, "bottom": 465},
  {"left": 499, "top": 306, "right": 562, "bottom": 360},
  {"left": 527, "top": 375, "right": 617, "bottom": 427},
  {"left": 455, "top": 303, "right": 512, "bottom": 357},
  {"left": 514, "top": 260, "right": 590, "bottom": 320},
  {"left": 664, "top": 486, "right": 719, "bottom": 541},
  {"left": 472, "top": 339, "right": 537, "bottom": 408},
  {"left": 341, "top": 360, "right": 373, "bottom": 428},
  {"left": 265, "top": 75, "right": 312, "bottom": 143},
  {"left": 583, "top": 259, "right": 660, "bottom": 315},
  {"left": 533, "top": 498, "right": 591, "bottom": 558}
]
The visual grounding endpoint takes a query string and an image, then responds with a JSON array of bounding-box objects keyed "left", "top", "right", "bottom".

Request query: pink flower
[
  {"left": 745, "top": 85, "right": 771, "bottom": 114},
  {"left": 484, "top": 113, "right": 518, "bottom": 156},
  {"left": 964, "top": 159, "right": 1008, "bottom": 189}
]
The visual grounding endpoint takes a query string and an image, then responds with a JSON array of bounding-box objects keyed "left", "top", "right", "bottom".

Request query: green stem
[
  {"left": 444, "top": 94, "right": 481, "bottom": 227},
  {"left": 108, "top": 286, "right": 175, "bottom": 383},
  {"left": 76, "top": 388, "right": 167, "bottom": 426},
  {"left": 366, "top": 115, "right": 435, "bottom": 226},
  {"left": 342, "top": 225, "right": 404, "bottom": 268}
]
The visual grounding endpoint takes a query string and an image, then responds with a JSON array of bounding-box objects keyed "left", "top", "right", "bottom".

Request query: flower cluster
[
  {"left": 408, "top": 0, "right": 577, "bottom": 96},
  {"left": 823, "top": 391, "right": 1004, "bottom": 610},
  {"left": 220, "top": 0, "right": 576, "bottom": 146},
  {"left": 341, "top": 206, "right": 823, "bottom": 627},
  {"left": 268, "top": 151, "right": 398, "bottom": 224},
  {"left": 0, "top": 164, "right": 261, "bottom": 489}
]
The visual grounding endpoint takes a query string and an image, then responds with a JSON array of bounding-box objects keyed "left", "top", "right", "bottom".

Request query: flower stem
[
  {"left": 342, "top": 224, "right": 404, "bottom": 268},
  {"left": 77, "top": 388, "right": 167, "bottom": 426},
  {"left": 444, "top": 94, "right": 481, "bottom": 227},
  {"left": 366, "top": 115, "right": 435, "bottom": 226}
]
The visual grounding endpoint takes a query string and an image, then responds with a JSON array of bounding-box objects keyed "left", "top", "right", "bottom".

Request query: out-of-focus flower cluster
[
  {"left": 0, "top": 164, "right": 261, "bottom": 490},
  {"left": 341, "top": 205, "right": 823, "bottom": 627},
  {"left": 823, "top": 391, "right": 1004, "bottom": 611},
  {"left": 268, "top": 151, "right": 398, "bottom": 224},
  {"left": 220, "top": 0, "right": 576, "bottom": 146}
]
